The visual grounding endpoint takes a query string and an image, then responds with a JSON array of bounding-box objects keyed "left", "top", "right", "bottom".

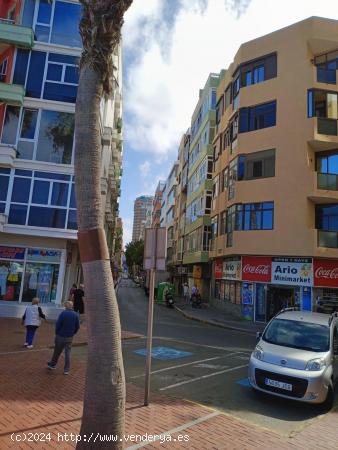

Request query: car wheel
[{"left": 323, "top": 385, "right": 334, "bottom": 411}]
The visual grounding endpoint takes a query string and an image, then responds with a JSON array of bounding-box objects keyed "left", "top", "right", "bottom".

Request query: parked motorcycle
[
  {"left": 165, "top": 291, "right": 175, "bottom": 308},
  {"left": 191, "top": 293, "right": 202, "bottom": 308}
]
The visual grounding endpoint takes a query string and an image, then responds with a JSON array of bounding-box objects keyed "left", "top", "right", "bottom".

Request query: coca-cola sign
[
  {"left": 314, "top": 259, "right": 338, "bottom": 287},
  {"left": 242, "top": 256, "right": 271, "bottom": 282}
]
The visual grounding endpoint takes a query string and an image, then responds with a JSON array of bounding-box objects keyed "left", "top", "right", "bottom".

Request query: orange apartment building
[{"left": 210, "top": 17, "right": 338, "bottom": 322}]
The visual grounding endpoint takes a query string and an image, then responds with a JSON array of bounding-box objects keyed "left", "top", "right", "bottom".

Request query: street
[{"left": 118, "top": 278, "right": 337, "bottom": 436}]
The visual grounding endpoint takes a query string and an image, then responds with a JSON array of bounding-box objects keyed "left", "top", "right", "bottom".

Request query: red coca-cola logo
[
  {"left": 242, "top": 256, "right": 271, "bottom": 282},
  {"left": 243, "top": 264, "right": 269, "bottom": 275},
  {"left": 314, "top": 259, "right": 338, "bottom": 287},
  {"left": 315, "top": 267, "right": 338, "bottom": 279}
]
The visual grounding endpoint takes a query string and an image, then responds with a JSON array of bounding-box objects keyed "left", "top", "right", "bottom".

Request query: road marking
[
  {"left": 125, "top": 411, "right": 220, "bottom": 449},
  {"left": 159, "top": 363, "right": 248, "bottom": 391},
  {"left": 153, "top": 336, "right": 252, "bottom": 353},
  {"left": 130, "top": 353, "right": 242, "bottom": 379}
]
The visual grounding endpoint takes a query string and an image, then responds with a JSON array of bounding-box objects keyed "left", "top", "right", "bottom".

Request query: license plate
[{"left": 265, "top": 378, "right": 292, "bottom": 391}]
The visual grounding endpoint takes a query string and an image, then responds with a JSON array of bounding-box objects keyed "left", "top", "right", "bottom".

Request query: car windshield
[{"left": 263, "top": 318, "right": 330, "bottom": 352}]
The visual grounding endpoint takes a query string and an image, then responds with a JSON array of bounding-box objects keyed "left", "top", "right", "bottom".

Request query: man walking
[
  {"left": 183, "top": 282, "right": 190, "bottom": 305},
  {"left": 47, "top": 301, "right": 80, "bottom": 375}
]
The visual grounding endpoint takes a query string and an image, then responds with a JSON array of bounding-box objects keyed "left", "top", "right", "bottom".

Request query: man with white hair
[{"left": 47, "top": 301, "right": 80, "bottom": 375}]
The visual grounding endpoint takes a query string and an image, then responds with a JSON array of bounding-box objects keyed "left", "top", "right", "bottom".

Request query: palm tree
[{"left": 74, "top": 1, "right": 132, "bottom": 448}]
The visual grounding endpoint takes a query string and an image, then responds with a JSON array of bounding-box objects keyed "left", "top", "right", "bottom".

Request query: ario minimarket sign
[
  {"left": 242, "top": 256, "right": 271, "bottom": 282},
  {"left": 314, "top": 259, "right": 338, "bottom": 288},
  {"left": 271, "top": 257, "right": 313, "bottom": 287},
  {"left": 223, "top": 258, "right": 241, "bottom": 280}
]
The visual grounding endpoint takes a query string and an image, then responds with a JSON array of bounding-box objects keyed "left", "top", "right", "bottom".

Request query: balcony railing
[
  {"left": 318, "top": 230, "right": 338, "bottom": 249},
  {"left": 317, "top": 173, "right": 338, "bottom": 191},
  {"left": 317, "top": 118, "right": 338, "bottom": 136}
]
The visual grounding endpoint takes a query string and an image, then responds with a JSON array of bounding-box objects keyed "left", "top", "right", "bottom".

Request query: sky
[{"left": 120, "top": 0, "right": 338, "bottom": 245}]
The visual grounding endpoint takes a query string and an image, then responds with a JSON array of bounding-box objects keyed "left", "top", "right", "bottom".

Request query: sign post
[{"left": 143, "top": 227, "right": 166, "bottom": 406}]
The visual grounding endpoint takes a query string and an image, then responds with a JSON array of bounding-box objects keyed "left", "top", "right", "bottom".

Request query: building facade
[
  {"left": 0, "top": 0, "right": 123, "bottom": 318},
  {"left": 132, "top": 195, "right": 153, "bottom": 242},
  {"left": 209, "top": 17, "right": 338, "bottom": 322},
  {"left": 151, "top": 180, "right": 165, "bottom": 228},
  {"left": 183, "top": 74, "right": 219, "bottom": 299}
]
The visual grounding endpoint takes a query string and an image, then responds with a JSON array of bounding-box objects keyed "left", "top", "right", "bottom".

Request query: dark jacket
[{"left": 55, "top": 310, "right": 80, "bottom": 338}]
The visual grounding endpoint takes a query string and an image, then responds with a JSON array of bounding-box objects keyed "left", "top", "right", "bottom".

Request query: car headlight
[
  {"left": 252, "top": 345, "right": 264, "bottom": 361},
  {"left": 305, "top": 358, "right": 326, "bottom": 371}
]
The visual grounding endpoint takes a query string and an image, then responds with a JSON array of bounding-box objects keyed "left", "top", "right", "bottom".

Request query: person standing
[
  {"left": 183, "top": 282, "right": 190, "bottom": 304},
  {"left": 73, "top": 283, "right": 85, "bottom": 320},
  {"left": 69, "top": 283, "right": 77, "bottom": 301},
  {"left": 22, "top": 297, "right": 46, "bottom": 349},
  {"left": 47, "top": 301, "right": 80, "bottom": 375}
]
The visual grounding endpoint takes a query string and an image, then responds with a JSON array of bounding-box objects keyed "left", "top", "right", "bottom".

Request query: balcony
[
  {"left": 318, "top": 230, "right": 338, "bottom": 249},
  {"left": 308, "top": 172, "right": 338, "bottom": 203},
  {"left": 308, "top": 118, "right": 338, "bottom": 151},
  {"left": 0, "top": 82, "right": 25, "bottom": 105},
  {"left": 0, "top": 19, "right": 34, "bottom": 49}
]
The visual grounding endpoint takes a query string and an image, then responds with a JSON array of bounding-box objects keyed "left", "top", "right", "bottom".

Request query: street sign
[{"left": 143, "top": 227, "right": 167, "bottom": 406}]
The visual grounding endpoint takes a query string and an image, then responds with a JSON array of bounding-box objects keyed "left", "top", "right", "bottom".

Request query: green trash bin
[{"left": 156, "top": 282, "right": 175, "bottom": 304}]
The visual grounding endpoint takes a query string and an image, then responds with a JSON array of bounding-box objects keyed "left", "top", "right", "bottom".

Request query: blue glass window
[
  {"left": 49, "top": 53, "right": 78, "bottom": 65},
  {"left": 22, "top": 0, "right": 35, "bottom": 27},
  {"left": 35, "top": 25, "right": 50, "bottom": 42},
  {"left": 0, "top": 175, "right": 9, "bottom": 201},
  {"left": 15, "top": 169, "right": 32, "bottom": 176},
  {"left": 51, "top": 182, "right": 69, "bottom": 206},
  {"left": 32, "top": 180, "right": 50, "bottom": 204},
  {"left": 253, "top": 66, "right": 264, "bottom": 84},
  {"left": 64, "top": 66, "right": 79, "bottom": 84},
  {"left": 8, "top": 205, "right": 27, "bottom": 225},
  {"left": 37, "top": 0, "right": 52, "bottom": 24},
  {"left": 13, "top": 50, "right": 29, "bottom": 85},
  {"left": 262, "top": 210, "right": 273, "bottom": 229},
  {"left": 0, "top": 168, "right": 10, "bottom": 174},
  {"left": 69, "top": 185, "right": 76, "bottom": 208},
  {"left": 307, "top": 90, "right": 313, "bottom": 118},
  {"left": 67, "top": 210, "right": 77, "bottom": 230},
  {"left": 1, "top": 106, "right": 20, "bottom": 144},
  {"left": 20, "top": 109, "right": 38, "bottom": 139},
  {"left": 316, "top": 205, "right": 338, "bottom": 231},
  {"left": 34, "top": 172, "right": 70, "bottom": 181},
  {"left": 43, "top": 82, "right": 77, "bottom": 103},
  {"left": 0, "top": 203, "right": 5, "bottom": 213},
  {"left": 51, "top": 1, "right": 82, "bottom": 48},
  {"left": 239, "top": 101, "right": 276, "bottom": 133},
  {"left": 26, "top": 51, "right": 46, "bottom": 98},
  {"left": 11, "top": 178, "right": 31, "bottom": 203},
  {"left": 47, "top": 64, "right": 63, "bottom": 81},
  {"left": 245, "top": 71, "right": 252, "bottom": 86},
  {"left": 28, "top": 207, "right": 66, "bottom": 228}
]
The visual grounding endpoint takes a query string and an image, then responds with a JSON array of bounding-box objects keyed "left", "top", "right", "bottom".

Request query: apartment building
[
  {"left": 183, "top": 74, "right": 219, "bottom": 299},
  {"left": 132, "top": 195, "right": 153, "bottom": 242},
  {"left": 210, "top": 17, "right": 338, "bottom": 322},
  {"left": 151, "top": 180, "right": 165, "bottom": 227},
  {"left": 0, "top": 0, "right": 123, "bottom": 317}
]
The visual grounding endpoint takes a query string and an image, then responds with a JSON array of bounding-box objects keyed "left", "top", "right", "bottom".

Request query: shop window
[
  {"left": 23, "top": 263, "right": 59, "bottom": 303},
  {"left": 0, "top": 261, "right": 24, "bottom": 301}
]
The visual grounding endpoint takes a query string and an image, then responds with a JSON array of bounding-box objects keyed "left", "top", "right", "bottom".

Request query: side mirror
[{"left": 256, "top": 332, "right": 262, "bottom": 341}]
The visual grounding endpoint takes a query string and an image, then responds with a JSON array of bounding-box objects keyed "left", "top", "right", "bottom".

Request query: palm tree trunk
[{"left": 74, "top": 65, "right": 125, "bottom": 448}]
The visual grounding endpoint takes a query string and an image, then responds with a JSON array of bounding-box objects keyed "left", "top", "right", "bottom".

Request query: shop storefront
[
  {"left": 313, "top": 259, "right": 338, "bottom": 313},
  {"left": 0, "top": 245, "right": 65, "bottom": 305},
  {"left": 214, "top": 257, "right": 242, "bottom": 305}
]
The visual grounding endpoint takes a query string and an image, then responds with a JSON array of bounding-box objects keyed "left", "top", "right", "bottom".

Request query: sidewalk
[
  {"left": 0, "top": 317, "right": 338, "bottom": 449},
  {"left": 174, "top": 301, "right": 265, "bottom": 334}
]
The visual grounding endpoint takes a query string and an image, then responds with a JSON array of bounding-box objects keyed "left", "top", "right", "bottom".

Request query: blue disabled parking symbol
[{"left": 134, "top": 346, "right": 193, "bottom": 360}]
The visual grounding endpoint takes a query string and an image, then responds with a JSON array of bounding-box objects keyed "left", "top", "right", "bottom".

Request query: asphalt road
[{"left": 117, "top": 278, "right": 336, "bottom": 436}]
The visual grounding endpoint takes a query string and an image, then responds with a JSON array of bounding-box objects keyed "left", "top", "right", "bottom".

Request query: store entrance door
[{"left": 267, "top": 286, "right": 295, "bottom": 321}]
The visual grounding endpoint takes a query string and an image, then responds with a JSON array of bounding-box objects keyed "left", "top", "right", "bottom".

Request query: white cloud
[
  {"left": 139, "top": 160, "right": 151, "bottom": 177},
  {"left": 122, "top": 0, "right": 338, "bottom": 160}
]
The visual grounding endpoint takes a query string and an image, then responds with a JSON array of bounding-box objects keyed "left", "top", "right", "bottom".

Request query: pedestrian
[
  {"left": 73, "top": 283, "right": 85, "bottom": 321},
  {"left": 69, "top": 283, "right": 77, "bottom": 301},
  {"left": 183, "top": 282, "right": 190, "bottom": 304},
  {"left": 47, "top": 301, "right": 80, "bottom": 375},
  {"left": 22, "top": 297, "right": 46, "bottom": 349}
]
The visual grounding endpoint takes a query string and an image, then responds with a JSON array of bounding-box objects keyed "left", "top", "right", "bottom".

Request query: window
[
  {"left": 240, "top": 53, "right": 277, "bottom": 87},
  {"left": 239, "top": 202, "right": 274, "bottom": 230},
  {"left": 308, "top": 89, "right": 338, "bottom": 119},
  {"left": 317, "top": 152, "right": 338, "bottom": 175},
  {"left": 237, "top": 149, "right": 276, "bottom": 180},
  {"left": 212, "top": 175, "right": 220, "bottom": 199},
  {"left": 7, "top": 170, "right": 76, "bottom": 230},
  {"left": 223, "top": 167, "right": 229, "bottom": 190},
  {"left": 224, "top": 85, "right": 232, "bottom": 110},
  {"left": 315, "top": 50, "right": 338, "bottom": 84},
  {"left": 233, "top": 74, "right": 240, "bottom": 110},
  {"left": 239, "top": 101, "right": 276, "bottom": 133},
  {"left": 216, "top": 96, "right": 224, "bottom": 126},
  {"left": 0, "top": 105, "right": 75, "bottom": 164},
  {"left": 0, "top": 58, "right": 8, "bottom": 82},
  {"left": 316, "top": 204, "right": 338, "bottom": 231},
  {"left": 220, "top": 211, "right": 227, "bottom": 235},
  {"left": 33, "top": 0, "right": 82, "bottom": 47},
  {"left": 0, "top": 168, "right": 10, "bottom": 213},
  {"left": 14, "top": 50, "right": 79, "bottom": 103}
]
